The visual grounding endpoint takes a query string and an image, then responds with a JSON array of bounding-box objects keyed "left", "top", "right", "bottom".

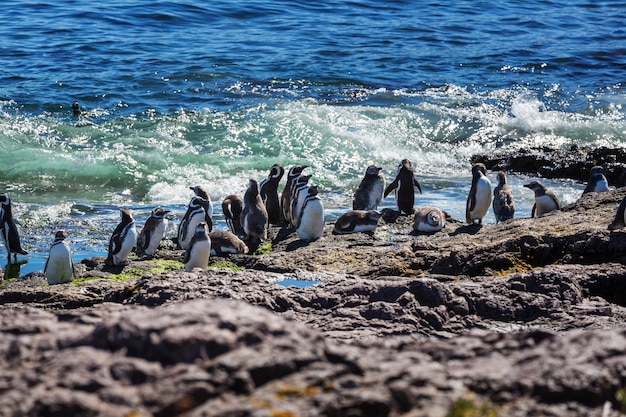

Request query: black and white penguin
[
  {"left": 492, "top": 171, "right": 515, "bottom": 223},
  {"left": 466, "top": 163, "right": 492, "bottom": 225},
  {"left": 44, "top": 230, "right": 75, "bottom": 285},
  {"left": 241, "top": 178, "right": 269, "bottom": 243},
  {"left": 608, "top": 194, "right": 626, "bottom": 230},
  {"left": 177, "top": 196, "right": 212, "bottom": 250},
  {"left": 524, "top": 180, "right": 561, "bottom": 218},
  {"left": 209, "top": 231, "right": 249, "bottom": 256},
  {"left": 136, "top": 207, "right": 170, "bottom": 258},
  {"left": 222, "top": 194, "right": 245, "bottom": 237},
  {"left": 183, "top": 222, "right": 211, "bottom": 272},
  {"left": 295, "top": 185, "right": 324, "bottom": 242},
  {"left": 384, "top": 159, "right": 422, "bottom": 215},
  {"left": 0, "top": 194, "right": 28, "bottom": 262},
  {"left": 190, "top": 185, "right": 213, "bottom": 232},
  {"left": 72, "top": 101, "right": 81, "bottom": 117},
  {"left": 353, "top": 165, "right": 385, "bottom": 211},
  {"left": 413, "top": 207, "right": 445, "bottom": 233},
  {"left": 582, "top": 166, "right": 610, "bottom": 195},
  {"left": 333, "top": 210, "right": 381, "bottom": 234},
  {"left": 105, "top": 208, "right": 137, "bottom": 266},
  {"left": 259, "top": 164, "right": 285, "bottom": 226},
  {"left": 281, "top": 165, "right": 307, "bottom": 225},
  {"left": 289, "top": 174, "right": 313, "bottom": 228}
]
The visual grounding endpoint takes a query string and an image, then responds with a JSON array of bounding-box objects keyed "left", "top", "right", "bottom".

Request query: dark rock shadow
[{"left": 449, "top": 224, "right": 483, "bottom": 236}]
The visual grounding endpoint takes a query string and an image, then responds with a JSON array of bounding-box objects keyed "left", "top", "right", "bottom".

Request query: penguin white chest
[
  {"left": 180, "top": 212, "right": 204, "bottom": 250},
  {"left": 146, "top": 220, "right": 167, "bottom": 255},
  {"left": 535, "top": 195, "right": 558, "bottom": 217},
  {"left": 296, "top": 198, "right": 324, "bottom": 241},
  {"left": 593, "top": 178, "right": 609, "bottom": 193},
  {"left": 46, "top": 243, "right": 73, "bottom": 284},
  {"left": 185, "top": 239, "right": 211, "bottom": 272},
  {"left": 115, "top": 224, "right": 137, "bottom": 264},
  {"left": 470, "top": 177, "right": 492, "bottom": 220},
  {"left": 367, "top": 181, "right": 384, "bottom": 210}
]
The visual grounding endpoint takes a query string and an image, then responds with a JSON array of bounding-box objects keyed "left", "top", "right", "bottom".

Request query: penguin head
[
  {"left": 523, "top": 180, "right": 547, "bottom": 196},
  {"left": 295, "top": 174, "right": 312, "bottom": 186},
  {"left": 54, "top": 230, "right": 67, "bottom": 240},
  {"left": 365, "top": 165, "right": 382, "bottom": 176},
  {"left": 195, "top": 222, "right": 208, "bottom": 234},
  {"left": 471, "top": 163, "right": 487, "bottom": 178},
  {"left": 269, "top": 164, "right": 285, "bottom": 180},
  {"left": 248, "top": 178, "right": 260, "bottom": 194},
  {"left": 496, "top": 171, "right": 508, "bottom": 186},
  {"left": 366, "top": 210, "right": 382, "bottom": 223},
  {"left": 151, "top": 207, "right": 171, "bottom": 219},
  {"left": 426, "top": 211, "right": 441, "bottom": 226},
  {"left": 308, "top": 185, "right": 319, "bottom": 196},
  {"left": 0, "top": 194, "right": 11, "bottom": 206},
  {"left": 120, "top": 207, "right": 134, "bottom": 222},
  {"left": 400, "top": 159, "right": 414, "bottom": 172},
  {"left": 288, "top": 165, "right": 308, "bottom": 178},
  {"left": 190, "top": 186, "right": 209, "bottom": 200}
]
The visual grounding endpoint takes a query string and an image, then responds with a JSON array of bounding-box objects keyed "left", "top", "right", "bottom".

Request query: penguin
[
  {"left": 177, "top": 197, "right": 211, "bottom": 250},
  {"left": 209, "top": 231, "right": 249, "bottom": 256},
  {"left": 183, "top": 222, "right": 211, "bottom": 272},
  {"left": 281, "top": 165, "right": 307, "bottom": 225},
  {"left": 44, "top": 230, "right": 75, "bottom": 285},
  {"left": 136, "top": 207, "right": 170, "bottom": 258},
  {"left": 524, "top": 180, "right": 561, "bottom": 218},
  {"left": 240, "top": 178, "right": 269, "bottom": 243},
  {"left": 466, "top": 163, "right": 492, "bottom": 225},
  {"left": 295, "top": 185, "right": 324, "bottom": 242},
  {"left": 289, "top": 174, "right": 313, "bottom": 228},
  {"left": 413, "top": 207, "right": 445, "bottom": 233},
  {"left": 72, "top": 101, "right": 81, "bottom": 117},
  {"left": 0, "top": 194, "right": 28, "bottom": 262},
  {"left": 582, "top": 166, "right": 609, "bottom": 195},
  {"left": 333, "top": 210, "right": 381, "bottom": 234},
  {"left": 608, "top": 194, "right": 626, "bottom": 230},
  {"left": 492, "top": 171, "right": 515, "bottom": 223},
  {"left": 259, "top": 164, "right": 285, "bottom": 226},
  {"left": 105, "top": 208, "right": 137, "bottom": 266},
  {"left": 222, "top": 194, "right": 245, "bottom": 237},
  {"left": 190, "top": 185, "right": 213, "bottom": 232},
  {"left": 384, "top": 159, "right": 422, "bottom": 215},
  {"left": 353, "top": 165, "right": 385, "bottom": 211}
]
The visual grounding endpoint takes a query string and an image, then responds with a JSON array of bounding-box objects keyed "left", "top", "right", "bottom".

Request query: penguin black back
[
  {"left": 383, "top": 159, "right": 422, "bottom": 215},
  {"left": 281, "top": 165, "right": 307, "bottom": 225},
  {"left": 259, "top": 164, "right": 284, "bottom": 226}
]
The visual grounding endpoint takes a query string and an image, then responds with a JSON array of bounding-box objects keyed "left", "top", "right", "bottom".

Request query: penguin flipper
[
  {"left": 531, "top": 203, "right": 537, "bottom": 218},
  {"left": 413, "top": 178, "right": 423, "bottom": 194},
  {"left": 383, "top": 180, "right": 398, "bottom": 198}
]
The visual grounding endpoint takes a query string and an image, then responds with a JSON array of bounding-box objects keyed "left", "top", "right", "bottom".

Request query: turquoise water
[{"left": 0, "top": 0, "right": 625, "bottom": 276}]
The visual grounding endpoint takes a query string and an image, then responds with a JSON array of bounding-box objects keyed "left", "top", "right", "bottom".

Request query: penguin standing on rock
[
  {"left": 44, "top": 230, "right": 75, "bottom": 284},
  {"left": 177, "top": 197, "right": 212, "bottom": 250},
  {"left": 609, "top": 195, "right": 626, "bottom": 230},
  {"left": 492, "top": 171, "right": 515, "bottom": 223},
  {"left": 384, "top": 159, "right": 422, "bottom": 215},
  {"left": 0, "top": 194, "right": 28, "bottom": 262},
  {"left": 582, "top": 166, "right": 609, "bottom": 196},
  {"left": 183, "top": 222, "right": 211, "bottom": 272},
  {"left": 241, "top": 178, "right": 269, "bottom": 244},
  {"left": 295, "top": 185, "right": 324, "bottom": 242},
  {"left": 353, "top": 165, "right": 385, "bottom": 211},
  {"left": 466, "top": 163, "right": 492, "bottom": 225},
  {"left": 222, "top": 194, "right": 245, "bottom": 237},
  {"left": 290, "top": 174, "right": 312, "bottom": 228},
  {"left": 259, "top": 164, "right": 284, "bottom": 226},
  {"left": 106, "top": 208, "right": 137, "bottom": 266},
  {"left": 333, "top": 210, "right": 381, "bottom": 234},
  {"left": 137, "top": 207, "right": 170, "bottom": 258},
  {"left": 190, "top": 186, "right": 213, "bottom": 232},
  {"left": 524, "top": 180, "right": 561, "bottom": 218},
  {"left": 281, "top": 165, "right": 307, "bottom": 225}
]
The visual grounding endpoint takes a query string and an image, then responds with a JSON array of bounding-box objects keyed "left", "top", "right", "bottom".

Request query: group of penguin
[{"left": 0, "top": 159, "right": 621, "bottom": 285}]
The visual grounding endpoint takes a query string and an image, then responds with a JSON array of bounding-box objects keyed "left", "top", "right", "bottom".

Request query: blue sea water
[{"left": 0, "top": 0, "right": 625, "bottom": 277}]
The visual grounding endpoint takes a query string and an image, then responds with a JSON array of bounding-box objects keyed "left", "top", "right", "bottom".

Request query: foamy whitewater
[{"left": 0, "top": 0, "right": 624, "bottom": 276}]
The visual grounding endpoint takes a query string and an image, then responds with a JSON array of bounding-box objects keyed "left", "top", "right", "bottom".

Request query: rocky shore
[{"left": 2, "top": 158, "right": 626, "bottom": 416}]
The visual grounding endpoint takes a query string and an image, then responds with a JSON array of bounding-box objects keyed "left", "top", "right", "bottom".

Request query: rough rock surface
[{"left": 2, "top": 187, "right": 626, "bottom": 416}]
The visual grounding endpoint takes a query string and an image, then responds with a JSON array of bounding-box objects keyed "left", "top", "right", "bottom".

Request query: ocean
[{"left": 0, "top": 0, "right": 624, "bottom": 277}]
